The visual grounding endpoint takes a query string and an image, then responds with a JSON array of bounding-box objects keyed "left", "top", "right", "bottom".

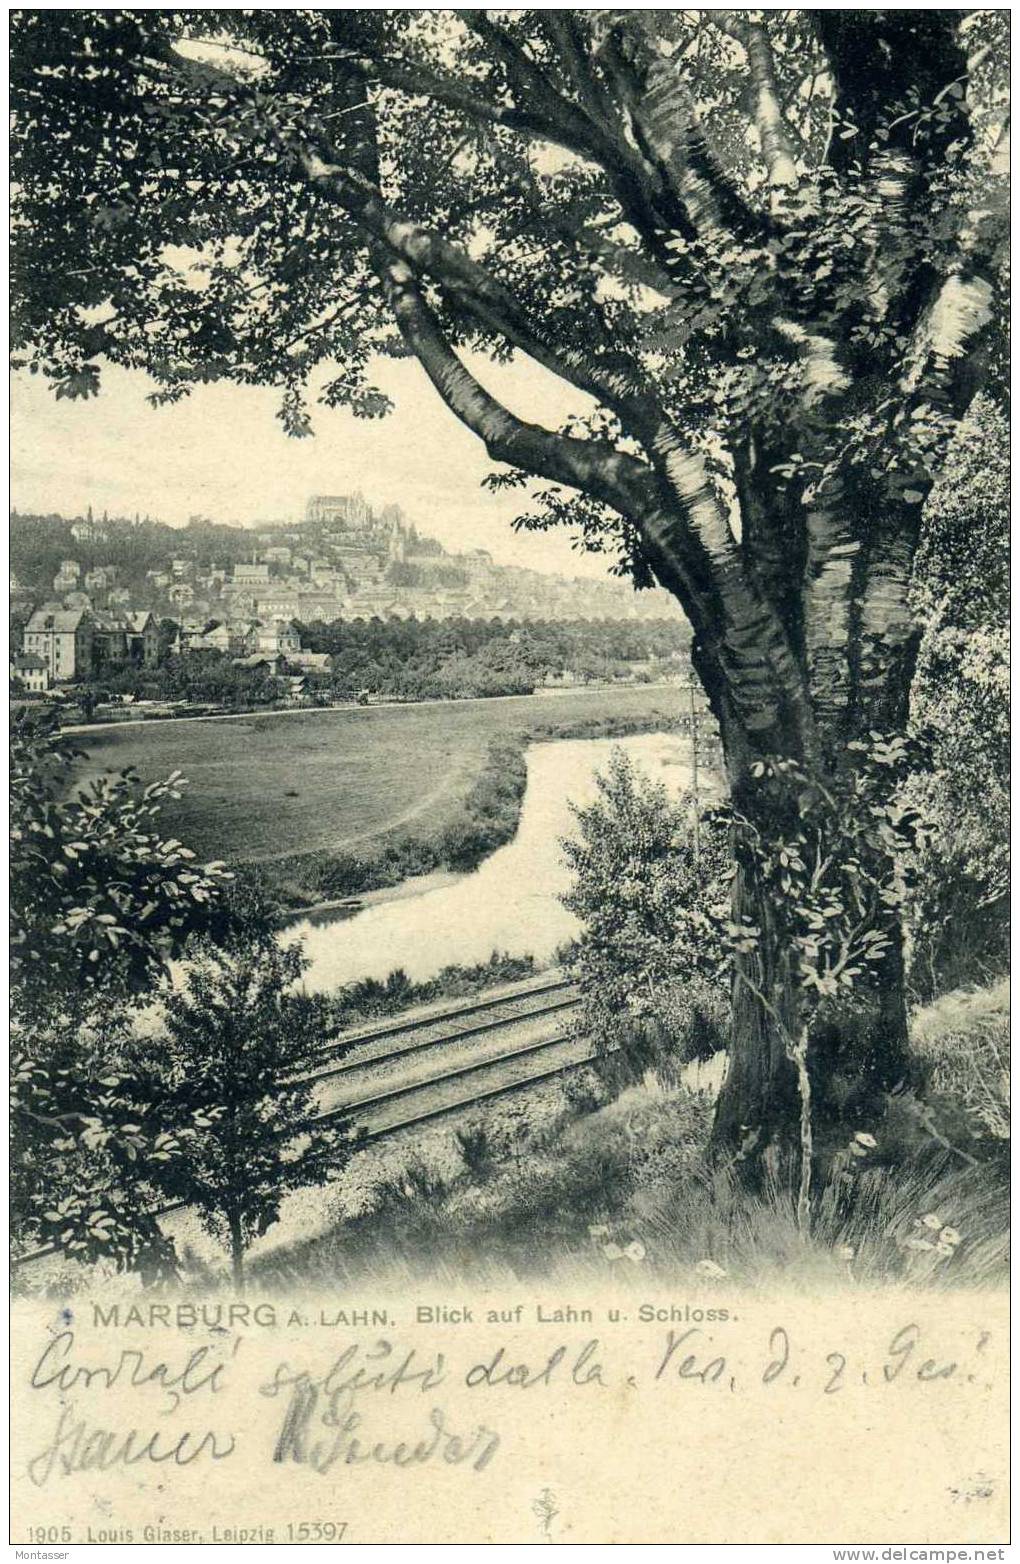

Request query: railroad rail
[
  {"left": 12, "top": 976, "right": 593, "bottom": 1274},
  {"left": 324, "top": 973, "right": 576, "bottom": 1051},
  {"left": 307, "top": 976, "right": 580, "bottom": 1081},
  {"left": 316, "top": 1028, "right": 585, "bottom": 1127}
]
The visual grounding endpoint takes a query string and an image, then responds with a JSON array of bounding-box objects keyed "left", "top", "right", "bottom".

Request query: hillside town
[{"left": 10, "top": 492, "right": 689, "bottom": 705}]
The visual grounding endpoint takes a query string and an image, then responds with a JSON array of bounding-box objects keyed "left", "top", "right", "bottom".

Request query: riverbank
[
  {"left": 289, "top": 731, "right": 696, "bottom": 991},
  {"left": 280, "top": 866, "right": 462, "bottom": 927},
  {"left": 68, "top": 684, "right": 698, "bottom": 884},
  {"left": 243, "top": 705, "right": 706, "bottom": 912}
]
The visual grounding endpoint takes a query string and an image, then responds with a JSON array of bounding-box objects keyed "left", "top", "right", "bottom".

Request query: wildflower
[
  {"left": 695, "top": 1259, "right": 727, "bottom": 1279},
  {"left": 836, "top": 1243, "right": 855, "bottom": 1261},
  {"left": 625, "top": 1240, "right": 646, "bottom": 1264},
  {"left": 854, "top": 1132, "right": 878, "bottom": 1149},
  {"left": 935, "top": 1242, "right": 955, "bottom": 1257},
  {"left": 602, "top": 1242, "right": 624, "bottom": 1261},
  {"left": 939, "top": 1226, "right": 961, "bottom": 1247},
  {"left": 919, "top": 1213, "right": 942, "bottom": 1231},
  {"left": 588, "top": 1224, "right": 611, "bottom": 1241}
]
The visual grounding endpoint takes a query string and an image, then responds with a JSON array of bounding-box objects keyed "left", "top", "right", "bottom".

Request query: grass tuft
[{"left": 910, "top": 979, "right": 1009, "bottom": 1143}]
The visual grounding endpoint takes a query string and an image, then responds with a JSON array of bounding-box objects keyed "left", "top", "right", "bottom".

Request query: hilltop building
[
  {"left": 307, "top": 492, "right": 372, "bottom": 528},
  {"left": 70, "top": 519, "right": 101, "bottom": 544},
  {"left": 70, "top": 507, "right": 108, "bottom": 545}
]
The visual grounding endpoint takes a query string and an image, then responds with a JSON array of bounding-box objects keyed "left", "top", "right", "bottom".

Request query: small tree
[
  {"left": 146, "top": 929, "right": 356, "bottom": 1288},
  {"left": 10, "top": 710, "right": 233, "bottom": 1272},
  {"left": 561, "top": 748, "right": 730, "bottom": 1078},
  {"left": 73, "top": 685, "right": 98, "bottom": 723}
]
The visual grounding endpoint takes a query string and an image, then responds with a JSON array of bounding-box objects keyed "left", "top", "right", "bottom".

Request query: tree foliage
[
  {"left": 10, "top": 712, "right": 233, "bottom": 1271},
  {"left": 10, "top": 711, "right": 233, "bottom": 1011},
  {"left": 143, "top": 930, "right": 356, "bottom": 1286},
  {"left": 905, "top": 393, "right": 1010, "bottom": 994},
  {"left": 561, "top": 748, "right": 729, "bottom": 1075},
  {"left": 11, "top": 11, "right": 1007, "bottom": 725}
]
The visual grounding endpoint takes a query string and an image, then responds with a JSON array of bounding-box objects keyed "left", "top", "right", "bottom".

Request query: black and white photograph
[{"left": 9, "top": 6, "right": 1010, "bottom": 1547}]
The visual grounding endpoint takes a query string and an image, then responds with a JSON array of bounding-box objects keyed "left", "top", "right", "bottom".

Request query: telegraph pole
[{"left": 688, "top": 680, "right": 701, "bottom": 862}]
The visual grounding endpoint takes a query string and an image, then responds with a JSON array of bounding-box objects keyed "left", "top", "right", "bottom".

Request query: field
[{"left": 70, "top": 685, "right": 686, "bottom": 866}]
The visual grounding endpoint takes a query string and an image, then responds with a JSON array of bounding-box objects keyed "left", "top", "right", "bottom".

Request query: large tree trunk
[
  {"left": 709, "top": 732, "right": 915, "bottom": 1190},
  {"left": 710, "top": 851, "right": 801, "bottom": 1165},
  {"left": 711, "top": 854, "right": 913, "bottom": 1174}
]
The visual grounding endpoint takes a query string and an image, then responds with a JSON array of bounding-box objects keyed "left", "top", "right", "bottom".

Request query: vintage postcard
[{"left": 9, "top": 5, "right": 1009, "bottom": 1549}]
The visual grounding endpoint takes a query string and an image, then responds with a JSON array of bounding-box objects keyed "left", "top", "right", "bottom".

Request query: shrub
[
  {"left": 331, "top": 950, "right": 539, "bottom": 1030},
  {"left": 371, "top": 1157, "right": 451, "bottom": 1212},
  {"left": 909, "top": 981, "right": 1010, "bottom": 1147},
  {"left": 560, "top": 747, "right": 730, "bottom": 1077},
  {"left": 454, "top": 1122, "right": 496, "bottom": 1178},
  {"left": 906, "top": 395, "right": 1009, "bottom": 996}
]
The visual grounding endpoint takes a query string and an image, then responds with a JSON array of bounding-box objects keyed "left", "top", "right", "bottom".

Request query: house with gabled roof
[
  {"left": 188, "top": 619, "right": 234, "bottom": 654},
  {"left": 125, "top": 610, "right": 160, "bottom": 666},
  {"left": 247, "top": 618, "right": 301, "bottom": 656},
  {"left": 10, "top": 651, "right": 50, "bottom": 693},
  {"left": 23, "top": 607, "right": 94, "bottom": 680}
]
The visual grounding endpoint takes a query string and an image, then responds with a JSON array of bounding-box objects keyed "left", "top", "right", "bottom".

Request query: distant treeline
[
  {"left": 296, "top": 614, "right": 691, "bottom": 700},
  {"left": 65, "top": 615, "right": 692, "bottom": 708}
]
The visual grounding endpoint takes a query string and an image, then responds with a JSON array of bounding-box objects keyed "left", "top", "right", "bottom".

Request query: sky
[{"left": 10, "top": 350, "right": 622, "bottom": 581}]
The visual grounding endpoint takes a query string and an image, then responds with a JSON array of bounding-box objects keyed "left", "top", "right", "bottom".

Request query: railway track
[
  {"left": 308, "top": 974, "right": 579, "bottom": 1080},
  {"left": 315, "top": 973, "right": 576, "bottom": 1055},
  {"left": 316, "top": 1028, "right": 594, "bottom": 1135},
  {"left": 12, "top": 974, "right": 593, "bottom": 1275}
]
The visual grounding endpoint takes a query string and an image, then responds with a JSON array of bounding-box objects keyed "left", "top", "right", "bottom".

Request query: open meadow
[{"left": 70, "top": 684, "right": 686, "bottom": 866}]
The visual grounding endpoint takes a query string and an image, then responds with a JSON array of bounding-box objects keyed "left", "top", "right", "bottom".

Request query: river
[{"left": 292, "top": 731, "right": 695, "bottom": 991}]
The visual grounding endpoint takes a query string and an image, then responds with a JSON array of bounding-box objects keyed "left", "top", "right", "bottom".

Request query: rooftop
[{"left": 26, "top": 608, "right": 90, "bottom": 632}]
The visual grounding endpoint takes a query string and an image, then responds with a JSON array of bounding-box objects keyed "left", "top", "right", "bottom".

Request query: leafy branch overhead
[{"left": 11, "top": 11, "right": 1008, "bottom": 753}]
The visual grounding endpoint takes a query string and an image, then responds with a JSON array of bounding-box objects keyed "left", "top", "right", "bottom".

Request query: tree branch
[
  {"left": 344, "top": 53, "right": 564, "bottom": 143},
  {"left": 539, "top": 12, "right": 617, "bottom": 134},
  {"left": 460, "top": 12, "right": 707, "bottom": 257},
  {"left": 378, "top": 253, "right": 648, "bottom": 504},
  {"left": 378, "top": 252, "right": 816, "bottom": 758},
  {"left": 743, "top": 20, "right": 800, "bottom": 192},
  {"left": 461, "top": 10, "right": 616, "bottom": 165}
]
